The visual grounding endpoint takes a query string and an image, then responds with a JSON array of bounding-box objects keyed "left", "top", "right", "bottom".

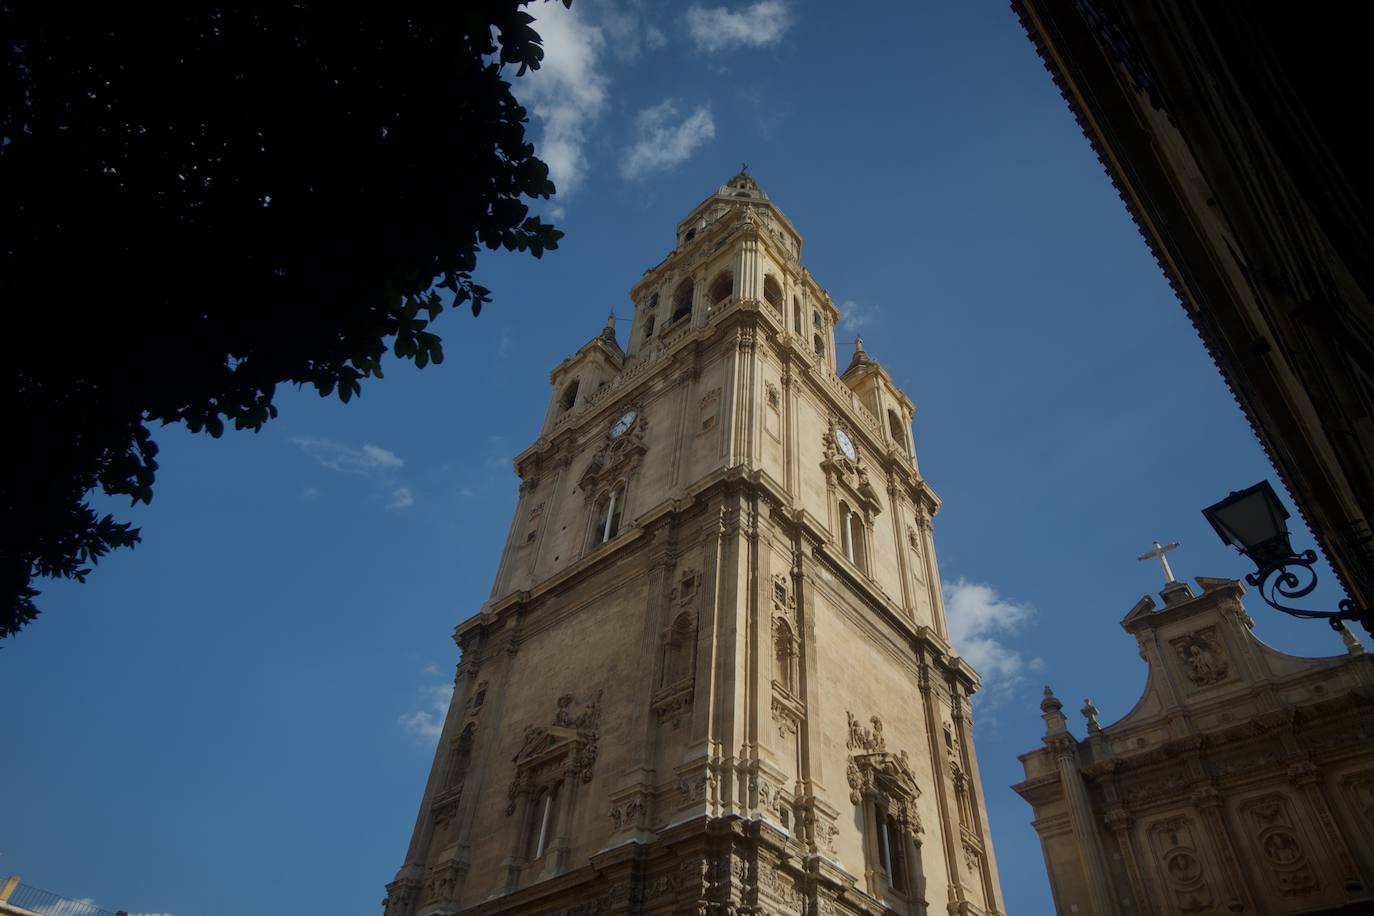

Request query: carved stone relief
[
  {"left": 845, "top": 712, "right": 923, "bottom": 834},
  {"left": 1242, "top": 793, "right": 1319, "bottom": 897},
  {"left": 1149, "top": 816, "right": 1217, "bottom": 914},
  {"left": 1169, "top": 627, "right": 1230, "bottom": 687},
  {"left": 1340, "top": 769, "right": 1374, "bottom": 837}
]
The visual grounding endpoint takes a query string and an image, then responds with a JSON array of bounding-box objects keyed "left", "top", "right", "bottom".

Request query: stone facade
[
  {"left": 384, "top": 174, "right": 1006, "bottom": 915},
  {"left": 1014, "top": 577, "right": 1374, "bottom": 915}
]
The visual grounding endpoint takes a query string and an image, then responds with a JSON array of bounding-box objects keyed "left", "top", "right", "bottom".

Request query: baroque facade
[
  {"left": 1014, "top": 574, "right": 1374, "bottom": 914},
  {"left": 384, "top": 174, "right": 1006, "bottom": 915}
]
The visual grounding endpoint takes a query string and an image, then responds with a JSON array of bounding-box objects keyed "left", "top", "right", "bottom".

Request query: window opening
[
  {"left": 763, "top": 275, "right": 782, "bottom": 311},
  {"left": 671, "top": 280, "right": 693, "bottom": 324},
  {"left": 559, "top": 380, "right": 579, "bottom": 412},
  {"left": 643, "top": 315, "right": 656, "bottom": 338},
  {"left": 596, "top": 484, "right": 625, "bottom": 544},
  {"left": 888, "top": 410, "right": 906, "bottom": 449},
  {"left": 793, "top": 297, "right": 802, "bottom": 332},
  {"left": 813, "top": 334, "right": 825, "bottom": 357},
  {"left": 708, "top": 271, "right": 732, "bottom": 306}
]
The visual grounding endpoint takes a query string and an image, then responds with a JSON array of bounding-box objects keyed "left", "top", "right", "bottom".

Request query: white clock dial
[
  {"left": 610, "top": 409, "right": 638, "bottom": 439},
  {"left": 835, "top": 428, "right": 856, "bottom": 461}
]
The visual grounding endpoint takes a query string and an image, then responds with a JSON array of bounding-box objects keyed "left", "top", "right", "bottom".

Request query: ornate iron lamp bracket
[{"left": 1245, "top": 549, "right": 1373, "bottom": 636}]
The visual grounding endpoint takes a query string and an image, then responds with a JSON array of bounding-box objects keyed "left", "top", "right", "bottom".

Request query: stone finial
[
  {"left": 1081, "top": 698, "right": 1101, "bottom": 733},
  {"left": 1339, "top": 622, "right": 1366, "bottom": 656},
  {"left": 601, "top": 310, "right": 617, "bottom": 343},
  {"left": 1041, "top": 685, "right": 1069, "bottom": 739}
]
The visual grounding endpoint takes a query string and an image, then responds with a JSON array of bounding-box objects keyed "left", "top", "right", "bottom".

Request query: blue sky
[{"left": 2, "top": 3, "right": 1359, "bottom": 914}]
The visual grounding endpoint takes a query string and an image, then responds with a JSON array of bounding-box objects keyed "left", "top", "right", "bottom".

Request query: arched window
[
  {"left": 643, "top": 314, "right": 656, "bottom": 339},
  {"left": 663, "top": 612, "right": 695, "bottom": 686},
  {"left": 793, "top": 297, "right": 802, "bottom": 333},
  {"left": 559, "top": 380, "right": 579, "bottom": 413},
  {"left": 685, "top": 228, "right": 696, "bottom": 242},
  {"left": 813, "top": 334, "right": 825, "bottom": 358},
  {"left": 888, "top": 410, "right": 907, "bottom": 450},
  {"left": 708, "top": 271, "right": 732, "bottom": 306},
  {"left": 774, "top": 619, "right": 796, "bottom": 693},
  {"left": 594, "top": 483, "right": 625, "bottom": 544},
  {"left": 763, "top": 275, "right": 782, "bottom": 311},
  {"left": 813, "top": 310, "right": 822, "bottom": 328},
  {"left": 671, "top": 280, "right": 693, "bottom": 324}
]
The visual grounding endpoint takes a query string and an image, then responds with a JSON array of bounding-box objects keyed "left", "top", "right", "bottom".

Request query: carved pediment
[{"left": 505, "top": 691, "right": 603, "bottom": 814}]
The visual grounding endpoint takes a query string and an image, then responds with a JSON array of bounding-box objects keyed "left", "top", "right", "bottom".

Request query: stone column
[
  {"left": 1190, "top": 784, "right": 1252, "bottom": 913},
  {"left": 1104, "top": 806, "right": 1155, "bottom": 914},
  {"left": 953, "top": 686, "right": 1005, "bottom": 915},
  {"left": 1290, "top": 761, "right": 1367, "bottom": 894},
  {"left": 1041, "top": 687, "right": 1115, "bottom": 916},
  {"left": 887, "top": 480, "right": 915, "bottom": 618},
  {"left": 917, "top": 659, "right": 963, "bottom": 909}
]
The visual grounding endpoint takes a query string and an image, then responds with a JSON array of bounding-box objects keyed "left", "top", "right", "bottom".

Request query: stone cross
[{"left": 1138, "top": 539, "right": 1181, "bottom": 584}]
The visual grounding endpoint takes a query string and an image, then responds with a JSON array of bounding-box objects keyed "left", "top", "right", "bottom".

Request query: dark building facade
[{"left": 1013, "top": 0, "right": 1374, "bottom": 614}]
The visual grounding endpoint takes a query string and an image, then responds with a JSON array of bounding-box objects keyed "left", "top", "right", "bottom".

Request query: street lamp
[{"left": 1201, "top": 480, "right": 1373, "bottom": 637}]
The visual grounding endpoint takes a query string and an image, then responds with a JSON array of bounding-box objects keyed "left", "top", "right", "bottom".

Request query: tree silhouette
[{"left": 1, "top": 3, "right": 569, "bottom": 638}]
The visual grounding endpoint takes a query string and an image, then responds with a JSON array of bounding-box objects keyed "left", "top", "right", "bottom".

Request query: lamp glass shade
[{"left": 1202, "top": 481, "right": 1292, "bottom": 557}]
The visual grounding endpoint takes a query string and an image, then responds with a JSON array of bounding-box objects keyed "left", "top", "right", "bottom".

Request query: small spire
[
  {"left": 1040, "top": 685, "right": 1069, "bottom": 740},
  {"left": 844, "top": 336, "right": 873, "bottom": 374},
  {"left": 1040, "top": 685, "right": 1062, "bottom": 714},
  {"left": 601, "top": 310, "right": 617, "bottom": 343},
  {"left": 1339, "top": 621, "right": 1366, "bottom": 655}
]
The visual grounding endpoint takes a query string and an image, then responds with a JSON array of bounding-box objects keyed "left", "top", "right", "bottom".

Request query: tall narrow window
[
  {"left": 596, "top": 484, "right": 625, "bottom": 544},
  {"left": 643, "top": 315, "right": 656, "bottom": 338},
  {"left": 774, "top": 619, "right": 796, "bottom": 693},
  {"left": 793, "top": 297, "right": 802, "bottom": 333},
  {"left": 813, "top": 334, "right": 825, "bottom": 358},
  {"left": 840, "top": 502, "right": 854, "bottom": 562},
  {"left": 526, "top": 782, "right": 560, "bottom": 860}
]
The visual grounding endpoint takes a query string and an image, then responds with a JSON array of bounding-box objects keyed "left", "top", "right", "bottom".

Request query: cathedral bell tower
[{"left": 384, "top": 173, "right": 1007, "bottom": 916}]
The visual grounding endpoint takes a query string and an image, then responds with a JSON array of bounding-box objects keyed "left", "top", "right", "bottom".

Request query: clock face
[
  {"left": 835, "top": 428, "right": 856, "bottom": 461},
  {"left": 610, "top": 409, "right": 637, "bottom": 439}
]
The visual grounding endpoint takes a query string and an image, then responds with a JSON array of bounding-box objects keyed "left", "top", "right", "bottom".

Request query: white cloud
[
  {"left": 839, "top": 299, "right": 880, "bottom": 334},
  {"left": 621, "top": 100, "right": 716, "bottom": 180},
  {"left": 293, "top": 437, "right": 414, "bottom": 509},
  {"left": 400, "top": 680, "right": 455, "bottom": 744},
  {"left": 516, "top": 5, "right": 609, "bottom": 197},
  {"left": 944, "top": 578, "right": 1042, "bottom": 704},
  {"left": 646, "top": 25, "right": 667, "bottom": 48},
  {"left": 292, "top": 437, "right": 404, "bottom": 476},
  {"left": 686, "top": 0, "right": 792, "bottom": 52}
]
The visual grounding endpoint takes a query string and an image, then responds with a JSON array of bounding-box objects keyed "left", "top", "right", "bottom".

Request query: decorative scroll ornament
[
  {"left": 844, "top": 712, "right": 922, "bottom": 834},
  {"left": 820, "top": 424, "right": 882, "bottom": 517}
]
